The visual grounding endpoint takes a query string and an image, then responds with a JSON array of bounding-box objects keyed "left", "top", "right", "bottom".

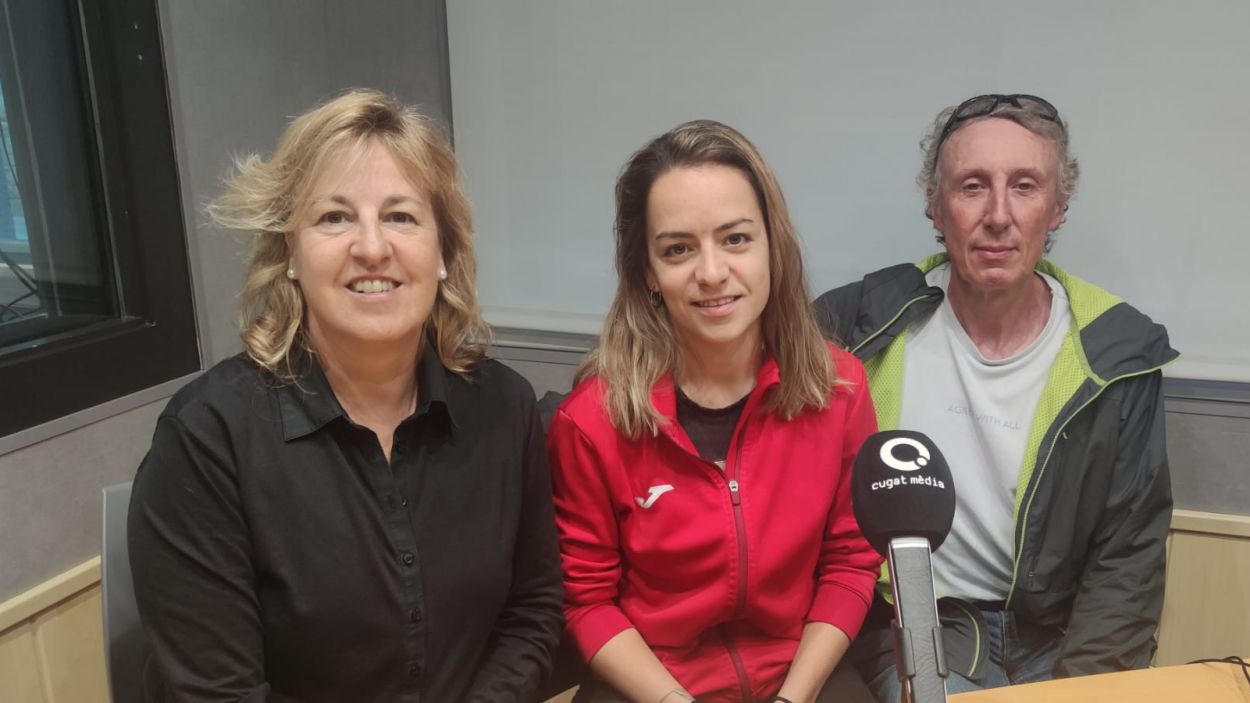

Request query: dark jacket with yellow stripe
[{"left": 814, "top": 255, "right": 1177, "bottom": 679}]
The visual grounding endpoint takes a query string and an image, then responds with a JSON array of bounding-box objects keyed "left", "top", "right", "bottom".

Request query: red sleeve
[
  {"left": 546, "top": 404, "right": 634, "bottom": 661},
  {"left": 806, "top": 354, "right": 884, "bottom": 639}
]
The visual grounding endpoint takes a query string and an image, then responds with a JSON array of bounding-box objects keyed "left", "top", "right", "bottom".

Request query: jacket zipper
[
  {"left": 665, "top": 404, "right": 755, "bottom": 695},
  {"left": 722, "top": 624, "right": 753, "bottom": 702},
  {"left": 1004, "top": 365, "right": 1171, "bottom": 608},
  {"left": 728, "top": 420, "right": 750, "bottom": 616},
  {"left": 722, "top": 417, "right": 752, "bottom": 697}
]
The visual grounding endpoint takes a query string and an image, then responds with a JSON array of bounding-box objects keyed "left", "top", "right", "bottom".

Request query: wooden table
[{"left": 950, "top": 661, "right": 1250, "bottom": 702}]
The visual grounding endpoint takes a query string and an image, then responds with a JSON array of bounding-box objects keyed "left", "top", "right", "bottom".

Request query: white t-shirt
[{"left": 899, "top": 263, "right": 1069, "bottom": 601}]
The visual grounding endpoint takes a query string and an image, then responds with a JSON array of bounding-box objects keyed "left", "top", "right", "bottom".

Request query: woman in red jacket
[{"left": 547, "top": 120, "right": 882, "bottom": 703}]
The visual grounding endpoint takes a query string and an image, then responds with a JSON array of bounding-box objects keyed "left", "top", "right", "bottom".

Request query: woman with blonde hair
[
  {"left": 128, "top": 90, "right": 562, "bottom": 702},
  {"left": 547, "top": 120, "right": 882, "bottom": 702}
]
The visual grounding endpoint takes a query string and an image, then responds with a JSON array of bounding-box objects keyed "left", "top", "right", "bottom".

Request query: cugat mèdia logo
[{"left": 871, "top": 436, "right": 947, "bottom": 491}]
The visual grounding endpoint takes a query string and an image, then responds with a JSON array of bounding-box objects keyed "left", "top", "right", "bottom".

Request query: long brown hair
[{"left": 579, "top": 119, "right": 839, "bottom": 438}]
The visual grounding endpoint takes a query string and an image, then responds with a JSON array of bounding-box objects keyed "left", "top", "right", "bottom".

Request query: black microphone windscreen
[{"left": 851, "top": 430, "right": 956, "bottom": 557}]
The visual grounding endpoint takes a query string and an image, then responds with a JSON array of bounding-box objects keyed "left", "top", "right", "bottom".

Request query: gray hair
[{"left": 918, "top": 102, "right": 1080, "bottom": 251}]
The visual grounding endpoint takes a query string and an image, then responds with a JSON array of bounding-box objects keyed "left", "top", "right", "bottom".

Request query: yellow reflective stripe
[{"left": 1005, "top": 361, "right": 1176, "bottom": 608}]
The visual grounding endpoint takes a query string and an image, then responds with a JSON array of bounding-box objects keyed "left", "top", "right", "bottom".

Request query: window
[{"left": 0, "top": 0, "right": 198, "bottom": 437}]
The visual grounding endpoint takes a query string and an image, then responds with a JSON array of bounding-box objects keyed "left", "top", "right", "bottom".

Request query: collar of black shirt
[{"left": 276, "top": 342, "right": 460, "bottom": 441}]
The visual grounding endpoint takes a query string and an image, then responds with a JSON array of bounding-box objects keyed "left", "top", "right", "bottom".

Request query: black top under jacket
[
  {"left": 674, "top": 386, "right": 749, "bottom": 465},
  {"left": 128, "top": 347, "right": 563, "bottom": 702}
]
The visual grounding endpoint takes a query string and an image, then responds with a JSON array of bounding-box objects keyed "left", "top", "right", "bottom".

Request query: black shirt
[
  {"left": 674, "top": 386, "right": 750, "bottom": 465},
  {"left": 128, "top": 348, "right": 563, "bottom": 702}
]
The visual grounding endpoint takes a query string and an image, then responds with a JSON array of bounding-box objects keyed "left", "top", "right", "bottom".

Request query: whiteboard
[{"left": 448, "top": 1, "right": 1250, "bottom": 382}]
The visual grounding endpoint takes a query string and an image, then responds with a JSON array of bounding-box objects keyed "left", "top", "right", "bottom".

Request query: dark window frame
[{"left": 0, "top": 0, "right": 199, "bottom": 437}]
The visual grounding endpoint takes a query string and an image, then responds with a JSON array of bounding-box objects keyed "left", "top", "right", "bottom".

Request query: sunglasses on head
[{"left": 935, "top": 94, "right": 1061, "bottom": 150}]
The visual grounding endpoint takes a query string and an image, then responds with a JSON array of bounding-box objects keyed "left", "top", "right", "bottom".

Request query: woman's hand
[
  {"left": 588, "top": 628, "right": 690, "bottom": 703},
  {"left": 774, "top": 621, "right": 851, "bottom": 703}
]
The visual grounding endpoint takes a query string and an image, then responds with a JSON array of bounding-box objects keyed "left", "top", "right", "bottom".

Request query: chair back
[{"left": 102, "top": 481, "right": 146, "bottom": 702}]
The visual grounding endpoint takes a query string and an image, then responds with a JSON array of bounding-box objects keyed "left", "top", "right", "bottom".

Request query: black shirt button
[
  {"left": 400, "top": 496, "right": 409, "bottom": 507},
  {"left": 400, "top": 551, "right": 415, "bottom": 566},
  {"left": 408, "top": 663, "right": 420, "bottom": 677},
  {"left": 410, "top": 607, "right": 422, "bottom": 623}
]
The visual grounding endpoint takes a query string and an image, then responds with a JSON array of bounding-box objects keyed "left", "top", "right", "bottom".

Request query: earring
[
  {"left": 649, "top": 289, "right": 663, "bottom": 308},
  {"left": 438, "top": 267, "right": 448, "bottom": 281},
  {"left": 286, "top": 267, "right": 296, "bottom": 280}
]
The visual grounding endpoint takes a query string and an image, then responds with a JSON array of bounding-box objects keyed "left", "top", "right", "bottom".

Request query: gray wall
[
  {"left": 448, "top": 0, "right": 1250, "bottom": 384},
  {"left": 0, "top": 0, "right": 451, "bottom": 601},
  {"left": 456, "top": 0, "right": 1250, "bottom": 520},
  {"left": 1166, "top": 403, "right": 1250, "bottom": 516}
]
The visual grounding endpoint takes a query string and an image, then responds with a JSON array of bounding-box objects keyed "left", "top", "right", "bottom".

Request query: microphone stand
[{"left": 887, "top": 537, "right": 949, "bottom": 703}]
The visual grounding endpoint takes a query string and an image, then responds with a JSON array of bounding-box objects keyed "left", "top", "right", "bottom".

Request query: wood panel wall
[
  {"left": 0, "top": 559, "right": 107, "bottom": 703},
  {"left": 1156, "top": 511, "right": 1250, "bottom": 666}
]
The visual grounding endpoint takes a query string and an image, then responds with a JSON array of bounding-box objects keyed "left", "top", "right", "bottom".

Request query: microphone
[{"left": 852, "top": 430, "right": 956, "bottom": 703}]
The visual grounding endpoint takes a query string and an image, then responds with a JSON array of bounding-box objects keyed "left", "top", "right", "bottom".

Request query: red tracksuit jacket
[{"left": 547, "top": 346, "right": 882, "bottom": 700}]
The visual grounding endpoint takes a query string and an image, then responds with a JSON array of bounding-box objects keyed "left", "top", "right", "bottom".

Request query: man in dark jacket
[{"left": 815, "top": 94, "right": 1177, "bottom": 701}]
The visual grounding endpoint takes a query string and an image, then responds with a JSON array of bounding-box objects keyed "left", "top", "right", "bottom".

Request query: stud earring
[
  {"left": 286, "top": 267, "right": 296, "bottom": 280},
  {"left": 438, "top": 267, "right": 447, "bottom": 281},
  {"left": 649, "top": 289, "right": 663, "bottom": 309}
]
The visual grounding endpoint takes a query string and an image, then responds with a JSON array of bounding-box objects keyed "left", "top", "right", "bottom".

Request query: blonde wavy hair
[
  {"left": 578, "top": 119, "right": 840, "bottom": 439},
  {"left": 207, "top": 89, "right": 488, "bottom": 379}
]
